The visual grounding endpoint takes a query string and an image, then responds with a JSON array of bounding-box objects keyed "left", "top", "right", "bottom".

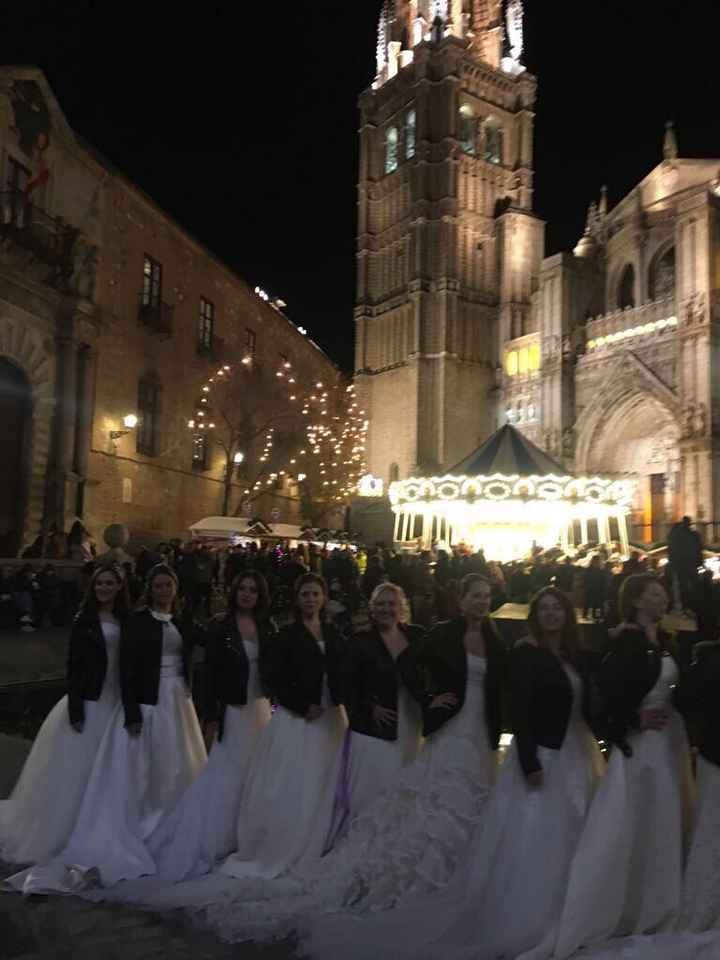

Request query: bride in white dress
[
  {"left": 0, "top": 564, "right": 127, "bottom": 866},
  {"left": 148, "top": 571, "right": 274, "bottom": 881},
  {"left": 323, "top": 582, "right": 424, "bottom": 850},
  {"left": 193, "top": 574, "right": 505, "bottom": 942},
  {"left": 5, "top": 564, "right": 207, "bottom": 892},
  {"left": 219, "top": 572, "right": 348, "bottom": 882},
  {"left": 554, "top": 574, "right": 694, "bottom": 958},
  {"left": 300, "top": 586, "right": 604, "bottom": 960}
]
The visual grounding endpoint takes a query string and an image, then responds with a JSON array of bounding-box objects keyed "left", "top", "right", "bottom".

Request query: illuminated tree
[{"left": 187, "top": 355, "right": 368, "bottom": 522}]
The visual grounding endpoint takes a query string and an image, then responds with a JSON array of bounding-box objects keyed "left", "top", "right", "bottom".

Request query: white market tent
[{"left": 188, "top": 517, "right": 305, "bottom": 542}]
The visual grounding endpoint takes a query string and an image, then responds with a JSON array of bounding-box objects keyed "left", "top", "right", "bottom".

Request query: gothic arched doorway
[
  {"left": 0, "top": 358, "right": 32, "bottom": 555},
  {"left": 581, "top": 392, "right": 680, "bottom": 544}
]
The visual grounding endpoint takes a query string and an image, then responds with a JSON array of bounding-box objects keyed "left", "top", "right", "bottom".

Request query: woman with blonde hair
[{"left": 326, "top": 582, "right": 425, "bottom": 847}]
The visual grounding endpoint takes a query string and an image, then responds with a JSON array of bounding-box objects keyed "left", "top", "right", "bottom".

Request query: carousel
[{"left": 388, "top": 425, "right": 632, "bottom": 562}]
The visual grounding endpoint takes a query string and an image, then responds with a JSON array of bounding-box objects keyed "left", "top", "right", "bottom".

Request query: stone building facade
[
  {"left": 359, "top": 2, "right": 720, "bottom": 546},
  {"left": 0, "top": 67, "right": 340, "bottom": 554}
]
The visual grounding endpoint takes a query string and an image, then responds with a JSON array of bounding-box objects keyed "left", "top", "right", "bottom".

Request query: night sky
[{"left": 2, "top": 1, "right": 718, "bottom": 371}]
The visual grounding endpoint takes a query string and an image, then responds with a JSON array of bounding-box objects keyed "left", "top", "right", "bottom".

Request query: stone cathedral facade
[{"left": 356, "top": 1, "right": 720, "bottom": 545}]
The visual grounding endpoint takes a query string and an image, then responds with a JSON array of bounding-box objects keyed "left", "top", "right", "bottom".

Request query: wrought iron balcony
[
  {"left": 196, "top": 333, "right": 225, "bottom": 360},
  {"left": 0, "top": 190, "right": 76, "bottom": 267},
  {"left": 137, "top": 293, "right": 174, "bottom": 338}
]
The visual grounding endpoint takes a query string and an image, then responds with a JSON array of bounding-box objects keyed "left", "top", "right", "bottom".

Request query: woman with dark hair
[
  {"left": 0, "top": 565, "right": 129, "bottom": 867},
  {"left": 148, "top": 571, "right": 275, "bottom": 881},
  {"left": 20, "top": 564, "right": 208, "bottom": 889},
  {"left": 554, "top": 574, "right": 693, "bottom": 957},
  {"left": 221, "top": 572, "right": 347, "bottom": 880}
]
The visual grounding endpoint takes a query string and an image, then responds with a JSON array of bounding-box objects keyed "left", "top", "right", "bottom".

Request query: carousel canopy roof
[{"left": 449, "top": 424, "right": 567, "bottom": 477}]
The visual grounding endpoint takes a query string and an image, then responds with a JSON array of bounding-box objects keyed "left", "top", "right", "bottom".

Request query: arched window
[
  {"left": 404, "top": 109, "right": 416, "bottom": 160},
  {"left": 649, "top": 246, "right": 676, "bottom": 302},
  {"left": 389, "top": 462, "right": 400, "bottom": 483},
  {"left": 385, "top": 126, "right": 399, "bottom": 174},
  {"left": 483, "top": 123, "right": 503, "bottom": 165},
  {"left": 618, "top": 263, "right": 635, "bottom": 309},
  {"left": 458, "top": 104, "right": 476, "bottom": 155}
]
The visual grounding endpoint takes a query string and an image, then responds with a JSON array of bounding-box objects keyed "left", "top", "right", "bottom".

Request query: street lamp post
[{"left": 109, "top": 413, "right": 138, "bottom": 453}]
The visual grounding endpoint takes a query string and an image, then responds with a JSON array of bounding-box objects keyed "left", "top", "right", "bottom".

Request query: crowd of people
[{"left": 1, "top": 554, "right": 720, "bottom": 958}]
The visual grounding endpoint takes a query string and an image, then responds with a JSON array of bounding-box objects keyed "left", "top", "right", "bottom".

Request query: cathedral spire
[{"left": 663, "top": 121, "right": 678, "bottom": 162}]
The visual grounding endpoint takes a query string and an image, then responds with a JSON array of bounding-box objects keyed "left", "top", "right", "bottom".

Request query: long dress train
[
  {"left": 193, "top": 653, "right": 496, "bottom": 942},
  {"left": 0, "top": 619, "right": 122, "bottom": 866},
  {"left": 148, "top": 639, "right": 272, "bottom": 881},
  {"left": 554, "top": 655, "right": 694, "bottom": 958},
  {"left": 301, "top": 662, "right": 604, "bottom": 960}
]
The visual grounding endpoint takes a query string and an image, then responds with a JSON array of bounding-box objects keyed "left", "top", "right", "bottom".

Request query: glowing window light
[
  {"left": 506, "top": 351, "right": 518, "bottom": 376},
  {"left": 518, "top": 348, "right": 529, "bottom": 374},
  {"left": 528, "top": 343, "right": 540, "bottom": 370}
]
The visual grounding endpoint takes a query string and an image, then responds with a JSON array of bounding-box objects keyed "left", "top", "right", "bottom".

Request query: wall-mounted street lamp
[{"left": 109, "top": 413, "right": 138, "bottom": 453}]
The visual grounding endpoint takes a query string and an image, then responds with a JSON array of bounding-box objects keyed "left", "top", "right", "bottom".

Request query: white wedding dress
[
  {"left": 301, "top": 662, "right": 604, "bottom": 960},
  {"left": 73, "top": 651, "right": 495, "bottom": 937},
  {"left": 165, "top": 652, "right": 497, "bottom": 942},
  {"left": 148, "top": 639, "right": 272, "bottom": 881},
  {"left": 220, "top": 638, "right": 347, "bottom": 882},
  {"left": 554, "top": 655, "right": 694, "bottom": 959},
  {"left": 4, "top": 615, "right": 206, "bottom": 892},
  {"left": 0, "top": 617, "right": 121, "bottom": 865},
  {"left": 324, "top": 682, "right": 422, "bottom": 851},
  {"left": 680, "top": 754, "right": 720, "bottom": 932}
]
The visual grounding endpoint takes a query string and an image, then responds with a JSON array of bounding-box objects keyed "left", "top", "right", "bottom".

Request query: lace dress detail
[{"left": 200, "top": 652, "right": 495, "bottom": 942}]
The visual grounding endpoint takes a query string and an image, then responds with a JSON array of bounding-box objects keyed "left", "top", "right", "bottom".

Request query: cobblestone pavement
[
  {"left": 1, "top": 738, "right": 299, "bottom": 960},
  {"left": 0, "top": 879, "right": 299, "bottom": 960}
]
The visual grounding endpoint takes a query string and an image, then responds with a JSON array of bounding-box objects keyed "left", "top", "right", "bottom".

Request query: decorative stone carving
[
  {"left": 682, "top": 401, "right": 706, "bottom": 438},
  {"left": 682, "top": 291, "right": 706, "bottom": 326},
  {"left": 562, "top": 426, "right": 574, "bottom": 458}
]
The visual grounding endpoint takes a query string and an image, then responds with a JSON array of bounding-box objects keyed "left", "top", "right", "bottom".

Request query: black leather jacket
[
  {"left": 120, "top": 608, "right": 204, "bottom": 727},
  {"left": 67, "top": 612, "right": 117, "bottom": 726},
  {"left": 509, "top": 642, "right": 594, "bottom": 777},
  {"left": 202, "top": 614, "right": 277, "bottom": 740},
  {"left": 414, "top": 616, "right": 506, "bottom": 745},
  {"left": 683, "top": 640, "right": 720, "bottom": 767},
  {"left": 260, "top": 619, "right": 346, "bottom": 716},
  {"left": 343, "top": 624, "right": 426, "bottom": 741},
  {"left": 599, "top": 625, "right": 680, "bottom": 751}
]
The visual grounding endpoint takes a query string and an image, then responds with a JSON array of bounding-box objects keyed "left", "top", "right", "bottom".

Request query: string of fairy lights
[{"left": 187, "top": 353, "right": 368, "bottom": 504}]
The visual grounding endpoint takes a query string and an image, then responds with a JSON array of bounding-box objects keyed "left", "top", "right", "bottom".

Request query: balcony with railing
[
  {"left": 196, "top": 333, "right": 225, "bottom": 361},
  {"left": 585, "top": 297, "right": 677, "bottom": 353},
  {"left": 137, "top": 293, "right": 174, "bottom": 338},
  {"left": 0, "top": 190, "right": 76, "bottom": 268}
]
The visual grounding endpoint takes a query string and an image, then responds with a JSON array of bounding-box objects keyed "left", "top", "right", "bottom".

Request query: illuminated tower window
[
  {"left": 518, "top": 347, "right": 529, "bottom": 374},
  {"left": 458, "top": 104, "right": 476, "bottom": 155},
  {"left": 385, "top": 126, "right": 399, "bottom": 174},
  {"left": 529, "top": 343, "right": 540, "bottom": 370},
  {"left": 506, "top": 351, "right": 518, "bottom": 376},
  {"left": 405, "top": 110, "right": 416, "bottom": 160},
  {"left": 483, "top": 123, "right": 504, "bottom": 165}
]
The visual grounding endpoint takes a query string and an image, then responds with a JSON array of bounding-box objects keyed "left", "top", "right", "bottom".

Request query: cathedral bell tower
[{"left": 355, "top": 0, "right": 544, "bottom": 483}]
